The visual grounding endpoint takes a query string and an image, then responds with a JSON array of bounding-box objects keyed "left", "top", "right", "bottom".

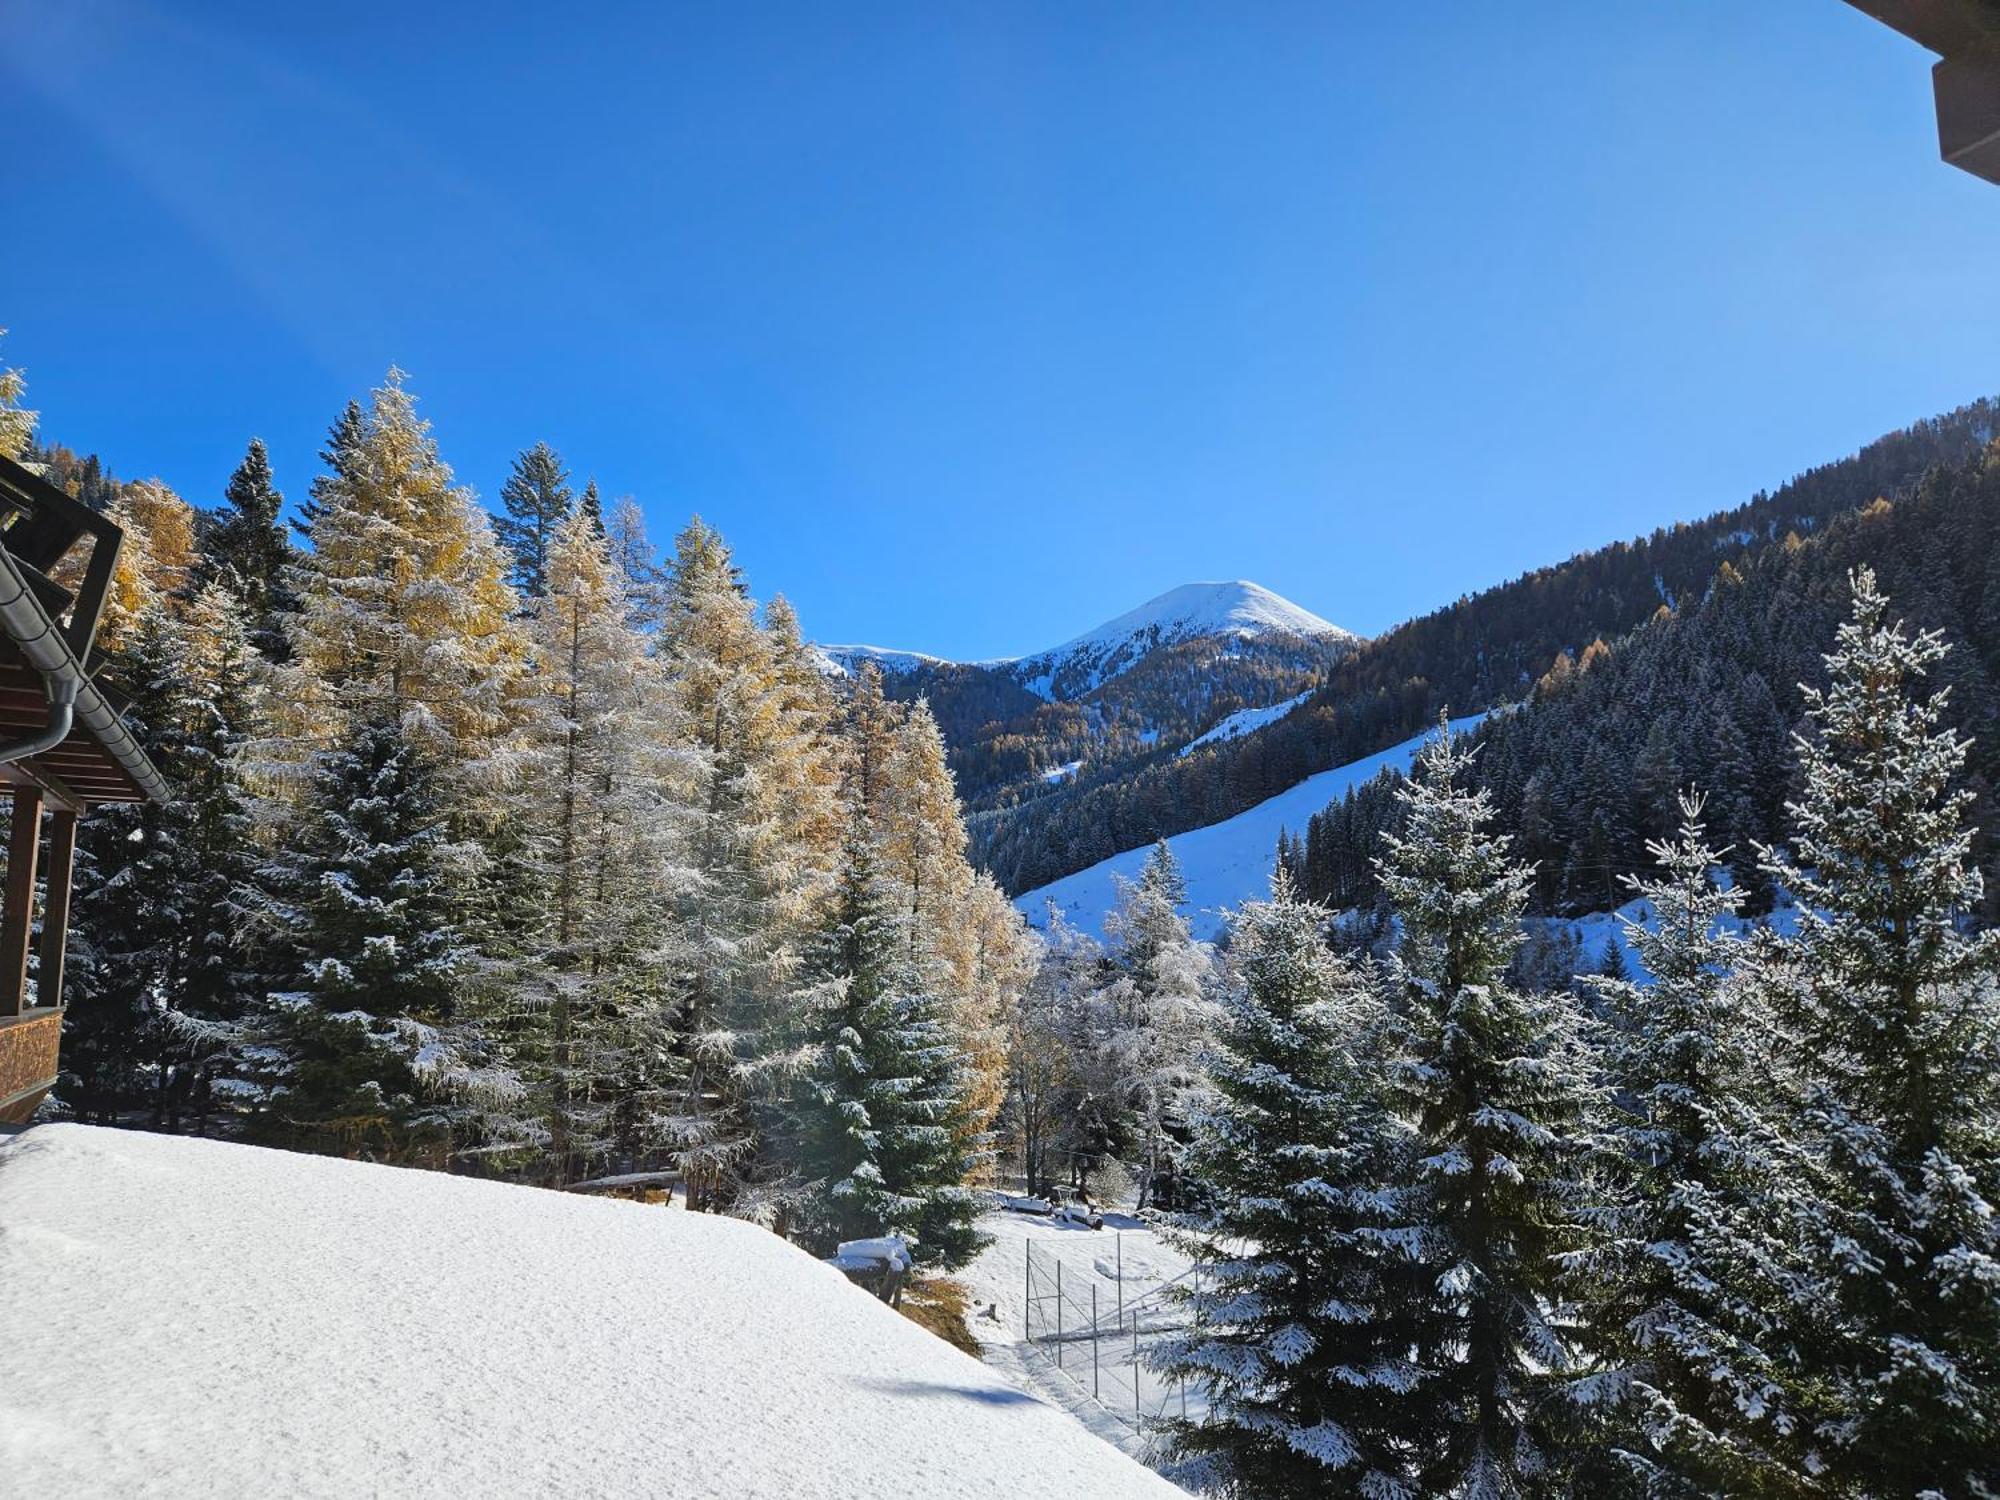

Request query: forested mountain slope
[
  {"left": 826, "top": 580, "right": 1355, "bottom": 815},
  {"left": 1472, "top": 443, "right": 2000, "bottom": 916},
  {"left": 980, "top": 398, "right": 1999, "bottom": 895}
]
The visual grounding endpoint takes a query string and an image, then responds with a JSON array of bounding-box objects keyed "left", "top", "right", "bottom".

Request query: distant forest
[{"left": 985, "top": 399, "right": 2000, "bottom": 906}]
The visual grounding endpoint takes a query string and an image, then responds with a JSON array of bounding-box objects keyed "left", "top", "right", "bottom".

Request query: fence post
[
  {"left": 1092, "top": 1284, "right": 1100, "bottom": 1400},
  {"left": 1134, "top": 1319, "right": 1142, "bottom": 1421},
  {"left": 1117, "top": 1232, "right": 1125, "bottom": 1331},
  {"left": 1055, "top": 1258, "right": 1064, "bottom": 1369},
  {"left": 1024, "top": 1239, "right": 1032, "bottom": 1342}
]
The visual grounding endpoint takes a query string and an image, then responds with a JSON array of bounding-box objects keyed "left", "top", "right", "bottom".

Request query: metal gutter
[
  {"left": 0, "top": 673, "right": 76, "bottom": 765},
  {"left": 0, "top": 542, "right": 168, "bottom": 804}
]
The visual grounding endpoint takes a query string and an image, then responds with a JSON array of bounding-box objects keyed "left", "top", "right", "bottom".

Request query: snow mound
[
  {"left": 1019, "top": 714, "right": 1487, "bottom": 940},
  {"left": 0, "top": 1125, "right": 1180, "bottom": 1500}
]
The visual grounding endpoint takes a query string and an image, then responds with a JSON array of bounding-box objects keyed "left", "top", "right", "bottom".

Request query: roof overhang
[
  {"left": 0, "top": 457, "right": 166, "bottom": 806},
  {"left": 1845, "top": 1, "right": 2000, "bottom": 184}
]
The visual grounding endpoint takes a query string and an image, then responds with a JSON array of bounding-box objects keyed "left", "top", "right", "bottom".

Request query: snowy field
[
  {"left": 0, "top": 1126, "right": 1179, "bottom": 1499},
  {"left": 1018, "top": 713, "right": 1487, "bottom": 940}
]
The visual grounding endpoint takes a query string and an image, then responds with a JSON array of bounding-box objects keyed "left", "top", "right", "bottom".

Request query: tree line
[{"left": 6, "top": 352, "right": 1035, "bottom": 1271}]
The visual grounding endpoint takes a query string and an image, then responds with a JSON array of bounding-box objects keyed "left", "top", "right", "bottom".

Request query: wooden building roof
[
  {"left": 1845, "top": 1, "right": 2000, "bottom": 184},
  {"left": 0, "top": 454, "right": 166, "bottom": 809}
]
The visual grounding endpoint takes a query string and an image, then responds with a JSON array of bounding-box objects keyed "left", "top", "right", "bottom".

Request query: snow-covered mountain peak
[
  {"left": 821, "top": 580, "right": 1353, "bottom": 698},
  {"left": 1046, "top": 580, "right": 1350, "bottom": 660}
]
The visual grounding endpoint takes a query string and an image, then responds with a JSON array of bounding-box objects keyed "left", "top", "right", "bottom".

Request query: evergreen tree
[
  {"left": 1596, "top": 936, "right": 1629, "bottom": 983},
  {"left": 578, "top": 478, "right": 604, "bottom": 536},
  {"left": 790, "top": 817, "right": 985, "bottom": 1269},
  {"left": 1572, "top": 794, "right": 1795, "bottom": 1495},
  {"left": 495, "top": 441, "right": 574, "bottom": 598},
  {"left": 253, "top": 710, "right": 475, "bottom": 1160},
  {"left": 64, "top": 587, "right": 263, "bottom": 1130},
  {"left": 203, "top": 438, "right": 296, "bottom": 657},
  {"left": 295, "top": 398, "right": 363, "bottom": 539},
  {"left": 1154, "top": 871, "right": 1418, "bottom": 1497},
  {"left": 1747, "top": 568, "right": 2000, "bottom": 1492},
  {"left": 1104, "top": 838, "right": 1216, "bottom": 1209},
  {"left": 1376, "top": 721, "right": 1600, "bottom": 1496}
]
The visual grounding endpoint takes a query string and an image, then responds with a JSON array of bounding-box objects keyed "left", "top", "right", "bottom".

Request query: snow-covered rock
[
  {"left": 0, "top": 1125, "right": 1180, "bottom": 1499},
  {"left": 1018, "top": 715, "right": 1486, "bottom": 940}
]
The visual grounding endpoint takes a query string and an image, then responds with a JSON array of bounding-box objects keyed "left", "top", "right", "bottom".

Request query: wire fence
[{"left": 1021, "top": 1232, "right": 1209, "bottom": 1433}]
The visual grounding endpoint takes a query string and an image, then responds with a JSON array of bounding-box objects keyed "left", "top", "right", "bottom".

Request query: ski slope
[
  {"left": 1018, "top": 714, "right": 1487, "bottom": 940},
  {"left": 0, "top": 1125, "right": 1179, "bottom": 1500}
]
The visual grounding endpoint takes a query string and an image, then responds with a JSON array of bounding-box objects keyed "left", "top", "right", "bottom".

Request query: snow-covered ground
[
  {"left": 959, "top": 1203, "right": 1197, "bottom": 1348},
  {"left": 1018, "top": 714, "right": 1487, "bottom": 940},
  {"left": 955, "top": 1203, "right": 1205, "bottom": 1467},
  {"left": 1539, "top": 885, "right": 1805, "bottom": 984},
  {"left": 1177, "top": 691, "right": 1312, "bottom": 757},
  {"left": 0, "top": 1126, "right": 1180, "bottom": 1499}
]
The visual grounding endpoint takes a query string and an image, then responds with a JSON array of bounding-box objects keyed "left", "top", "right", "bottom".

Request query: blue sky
[{"left": 5, "top": 1, "right": 1996, "bottom": 659}]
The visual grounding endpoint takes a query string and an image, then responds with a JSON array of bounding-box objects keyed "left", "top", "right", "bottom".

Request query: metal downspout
[{"left": 0, "top": 672, "right": 77, "bottom": 766}]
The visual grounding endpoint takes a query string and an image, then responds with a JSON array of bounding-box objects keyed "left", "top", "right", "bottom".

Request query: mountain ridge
[
  {"left": 818, "top": 579, "right": 1356, "bottom": 824},
  {"left": 822, "top": 579, "right": 1353, "bottom": 701}
]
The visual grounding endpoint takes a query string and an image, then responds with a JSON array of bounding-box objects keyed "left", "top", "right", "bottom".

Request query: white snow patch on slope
[
  {"left": 1042, "top": 759, "right": 1085, "bottom": 784},
  {"left": 1540, "top": 888, "right": 1805, "bottom": 985},
  {"left": 1018, "top": 715, "right": 1486, "bottom": 941},
  {"left": 0, "top": 1125, "right": 1180, "bottom": 1500},
  {"left": 1177, "top": 691, "right": 1314, "bottom": 757}
]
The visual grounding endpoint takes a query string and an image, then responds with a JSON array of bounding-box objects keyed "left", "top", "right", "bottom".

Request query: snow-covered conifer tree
[
  {"left": 1376, "top": 720, "right": 1600, "bottom": 1496},
  {"left": 252, "top": 710, "right": 476, "bottom": 1159},
  {"left": 203, "top": 438, "right": 297, "bottom": 657},
  {"left": 789, "top": 815, "right": 985, "bottom": 1269},
  {"left": 65, "top": 583, "right": 265, "bottom": 1131},
  {"left": 1104, "top": 838, "right": 1218, "bottom": 1209},
  {"left": 485, "top": 508, "right": 694, "bottom": 1182},
  {"left": 1572, "top": 793, "right": 1794, "bottom": 1494},
  {"left": 282, "top": 371, "right": 528, "bottom": 761},
  {"left": 1153, "top": 871, "right": 1418, "bottom": 1498},
  {"left": 1744, "top": 567, "right": 2000, "bottom": 1492},
  {"left": 0, "top": 328, "right": 35, "bottom": 457},
  {"left": 659, "top": 518, "right": 838, "bottom": 1212}
]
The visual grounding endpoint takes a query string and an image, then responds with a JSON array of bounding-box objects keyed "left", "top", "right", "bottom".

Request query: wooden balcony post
[
  {"left": 37, "top": 808, "right": 77, "bottom": 1010},
  {"left": 0, "top": 788, "right": 43, "bottom": 1017}
]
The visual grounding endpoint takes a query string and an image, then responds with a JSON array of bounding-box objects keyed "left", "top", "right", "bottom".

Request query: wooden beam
[
  {"left": 0, "top": 760, "right": 85, "bottom": 816},
  {"left": 37, "top": 808, "right": 76, "bottom": 1010},
  {"left": 0, "top": 789, "right": 41, "bottom": 1017}
]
